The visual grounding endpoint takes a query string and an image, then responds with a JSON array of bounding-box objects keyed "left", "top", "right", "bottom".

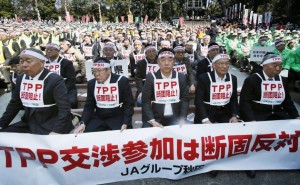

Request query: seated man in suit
[
  {"left": 194, "top": 54, "right": 239, "bottom": 124},
  {"left": 142, "top": 48, "right": 189, "bottom": 128},
  {"left": 45, "top": 43, "right": 78, "bottom": 108},
  {"left": 240, "top": 53, "right": 300, "bottom": 121},
  {"left": 135, "top": 44, "right": 158, "bottom": 106},
  {"left": 74, "top": 57, "right": 134, "bottom": 133},
  {"left": 240, "top": 53, "right": 300, "bottom": 179},
  {"left": 196, "top": 42, "right": 220, "bottom": 80},
  {"left": 0, "top": 48, "right": 74, "bottom": 134},
  {"left": 173, "top": 45, "right": 196, "bottom": 94}
]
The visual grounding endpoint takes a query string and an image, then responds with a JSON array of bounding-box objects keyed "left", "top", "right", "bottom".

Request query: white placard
[
  {"left": 250, "top": 46, "right": 275, "bottom": 62},
  {"left": 111, "top": 59, "right": 129, "bottom": 78},
  {"left": 85, "top": 59, "right": 94, "bottom": 81}
]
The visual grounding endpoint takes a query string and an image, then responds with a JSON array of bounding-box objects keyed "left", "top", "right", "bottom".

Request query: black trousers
[
  {"left": 0, "top": 121, "right": 31, "bottom": 133},
  {"left": 68, "top": 88, "right": 78, "bottom": 109},
  {"left": 84, "top": 114, "right": 129, "bottom": 132}
]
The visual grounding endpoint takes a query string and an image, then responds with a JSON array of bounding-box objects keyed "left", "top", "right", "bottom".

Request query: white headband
[
  {"left": 174, "top": 46, "right": 185, "bottom": 52},
  {"left": 208, "top": 45, "right": 220, "bottom": 51},
  {"left": 46, "top": 43, "right": 60, "bottom": 50},
  {"left": 212, "top": 54, "right": 230, "bottom": 63},
  {"left": 20, "top": 50, "right": 48, "bottom": 61},
  {"left": 158, "top": 51, "right": 175, "bottom": 59},
  {"left": 134, "top": 40, "right": 142, "bottom": 44},
  {"left": 93, "top": 63, "right": 111, "bottom": 69},
  {"left": 145, "top": 45, "right": 156, "bottom": 52},
  {"left": 261, "top": 57, "right": 282, "bottom": 66},
  {"left": 103, "top": 42, "right": 116, "bottom": 51},
  {"left": 60, "top": 40, "right": 71, "bottom": 45},
  {"left": 275, "top": 41, "right": 285, "bottom": 47}
]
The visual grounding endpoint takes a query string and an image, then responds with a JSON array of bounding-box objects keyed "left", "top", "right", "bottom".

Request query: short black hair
[
  {"left": 208, "top": 42, "right": 219, "bottom": 48},
  {"left": 158, "top": 48, "right": 175, "bottom": 55},
  {"left": 9, "top": 56, "right": 20, "bottom": 66},
  {"left": 93, "top": 57, "right": 110, "bottom": 64}
]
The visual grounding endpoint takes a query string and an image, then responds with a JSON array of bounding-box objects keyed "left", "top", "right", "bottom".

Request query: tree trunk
[
  {"left": 64, "top": 0, "right": 68, "bottom": 14},
  {"left": 98, "top": 3, "right": 102, "bottom": 22},
  {"left": 34, "top": 0, "right": 41, "bottom": 21},
  {"left": 159, "top": 0, "right": 162, "bottom": 21},
  {"left": 128, "top": 0, "right": 132, "bottom": 14}
]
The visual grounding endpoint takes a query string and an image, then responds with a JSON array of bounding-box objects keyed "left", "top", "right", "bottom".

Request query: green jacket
[
  {"left": 272, "top": 48, "right": 291, "bottom": 68},
  {"left": 284, "top": 48, "right": 300, "bottom": 72},
  {"left": 225, "top": 38, "right": 239, "bottom": 53},
  {"left": 216, "top": 36, "right": 228, "bottom": 46},
  {"left": 237, "top": 41, "right": 251, "bottom": 57}
]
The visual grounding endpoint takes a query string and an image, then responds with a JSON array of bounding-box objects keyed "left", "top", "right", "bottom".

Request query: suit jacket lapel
[
  {"left": 211, "top": 71, "right": 216, "bottom": 82},
  {"left": 225, "top": 73, "right": 230, "bottom": 81}
]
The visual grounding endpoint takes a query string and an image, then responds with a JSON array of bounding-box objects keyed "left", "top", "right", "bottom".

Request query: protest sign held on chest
[
  {"left": 200, "top": 46, "right": 208, "bottom": 56},
  {"left": 134, "top": 54, "right": 145, "bottom": 63},
  {"left": 262, "top": 82, "right": 284, "bottom": 98},
  {"left": 173, "top": 65, "right": 187, "bottom": 74},
  {"left": 21, "top": 82, "right": 43, "bottom": 100},
  {"left": 94, "top": 81, "right": 120, "bottom": 108},
  {"left": 83, "top": 46, "right": 93, "bottom": 56},
  {"left": 44, "top": 63, "right": 60, "bottom": 75},
  {"left": 211, "top": 83, "right": 232, "bottom": 100},
  {"left": 146, "top": 63, "right": 159, "bottom": 73},
  {"left": 154, "top": 78, "right": 180, "bottom": 104},
  {"left": 95, "top": 85, "right": 118, "bottom": 101}
]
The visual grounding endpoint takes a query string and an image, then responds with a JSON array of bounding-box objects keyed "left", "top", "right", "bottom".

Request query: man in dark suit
[
  {"left": 196, "top": 42, "right": 220, "bottom": 80},
  {"left": 194, "top": 54, "right": 239, "bottom": 124},
  {"left": 45, "top": 43, "right": 78, "bottom": 108},
  {"left": 185, "top": 40, "right": 200, "bottom": 64},
  {"left": 73, "top": 57, "right": 134, "bottom": 133},
  {"left": 135, "top": 44, "right": 158, "bottom": 106},
  {"left": 142, "top": 48, "right": 189, "bottom": 128},
  {"left": 8, "top": 56, "right": 23, "bottom": 92},
  {"left": 239, "top": 53, "right": 300, "bottom": 179},
  {"left": 240, "top": 53, "right": 300, "bottom": 121},
  {"left": 0, "top": 48, "right": 74, "bottom": 135},
  {"left": 80, "top": 34, "right": 99, "bottom": 61},
  {"left": 174, "top": 45, "right": 196, "bottom": 93},
  {"left": 194, "top": 53, "right": 239, "bottom": 178},
  {"left": 129, "top": 40, "right": 145, "bottom": 77}
]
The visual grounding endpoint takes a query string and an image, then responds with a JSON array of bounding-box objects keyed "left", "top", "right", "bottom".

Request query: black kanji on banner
[{"left": 114, "top": 65, "right": 123, "bottom": 75}]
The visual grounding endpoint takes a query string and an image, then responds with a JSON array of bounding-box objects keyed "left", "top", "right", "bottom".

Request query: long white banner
[{"left": 0, "top": 120, "right": 300, "bottom": 185}]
